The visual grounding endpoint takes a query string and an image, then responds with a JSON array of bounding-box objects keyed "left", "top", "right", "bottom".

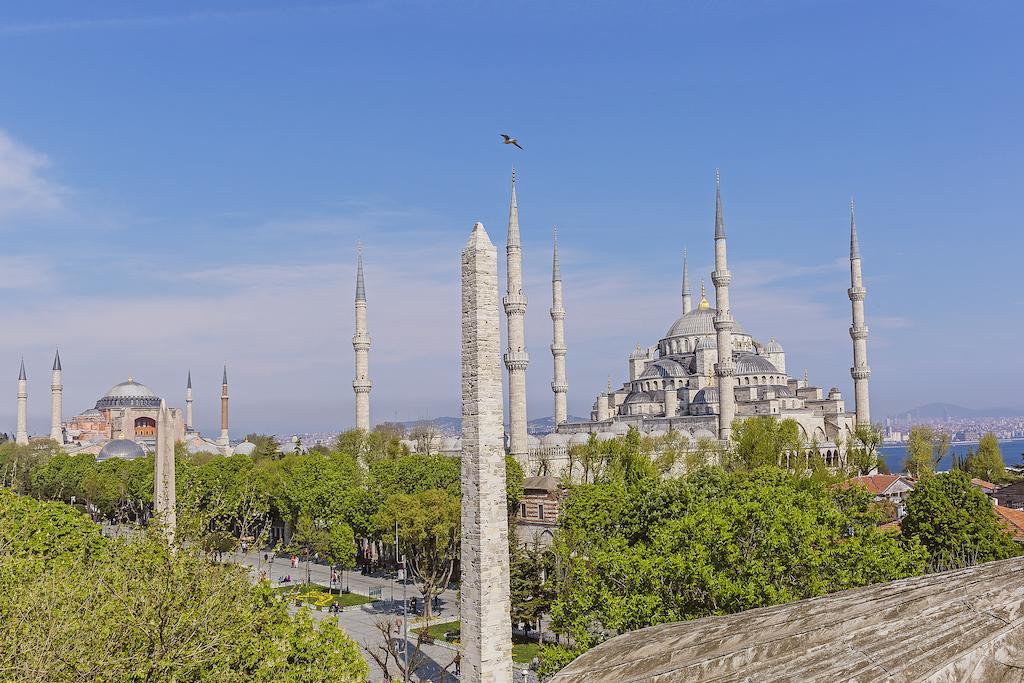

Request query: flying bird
[{"left": 500, "top": 133, "right": 523, "bottom": 150}]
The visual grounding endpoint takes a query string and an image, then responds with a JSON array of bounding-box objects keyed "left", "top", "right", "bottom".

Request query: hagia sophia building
[{"left": 10, "top": 355, "right": 235, "bottom": 460}]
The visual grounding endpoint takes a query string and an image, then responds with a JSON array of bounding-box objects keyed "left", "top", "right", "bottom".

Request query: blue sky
[{"left": 1, "top": 0, "right": 1021, "bottom": 436}]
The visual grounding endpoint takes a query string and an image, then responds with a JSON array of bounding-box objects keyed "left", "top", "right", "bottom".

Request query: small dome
[
  {"left": 233, "top": 441, "right": 256, "bottom": 456},
  {"left": 764, "top": 338, "right": 783, "bottom": 354},
  {"left": 735, "top": 353, "right": 780, "bottom": 375},
  {"left": 693, "top": 387, "right": 720, "bottom": 404},
  {"left": 98, "top": 439, "right": 145, "bottom": 461},
  {"left": 695, "top": 336, "right": 717, "bottom": 350},
  {"left": 596, "top": 431, "right": 618, "bottom": 442},
  {"left": 639, "top": 358, "right": 689, "bottom": 380},
  {"left": 647, "top": 428, "right": 669, "bottom": 438},
  {"left": 187, "top": 438, "right": 220, "bottom": 454},
  {"left": 541, "top": 432, "right": 567, "bottom": 448},
  {"left": 569, "top": 432, "right": 591, "bottom": 445},
  {"left": 624, "top": 390, "right": 657, "bottom": 404}
]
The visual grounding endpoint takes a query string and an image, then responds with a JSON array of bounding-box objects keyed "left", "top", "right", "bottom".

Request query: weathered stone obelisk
[
  {"left": 15, "top": 359, "right": 28, "bottom": 445},
  {"left": 460, "top": 222, "right": 513, "bottom": 683},
  {"left": 154, "top": 399, "right": 176, "bottom": 541}
]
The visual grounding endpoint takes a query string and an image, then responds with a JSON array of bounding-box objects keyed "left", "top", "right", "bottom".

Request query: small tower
[
  {"left": 50, "top": 350, "right": 63, "bottom": 443},
  {"left": 185, "top": 370, "right": 193, "bottom": 432},
  {"left": 681, "top": 248, "right": 692, "bottom": 315},
  {"left": 352, "top": 244, "right": 372, "bottom": 431},
  {"left": 711, "top": 170, "right": 737, "bottom": 441},
  {"left": 848, "top": 199, "right": 871, "bottom": 426},
  {"left": 503, "top": 166, "right": 530, "bottom": 467},
  {"left": 218, "top": 365, "right": 230, "bottom": 451},
  {"left": 550, "top": 227, "right": 569, "bottom": 425},
  {"left": 15, "top": 359, "right": 28, "bottom": 445}
]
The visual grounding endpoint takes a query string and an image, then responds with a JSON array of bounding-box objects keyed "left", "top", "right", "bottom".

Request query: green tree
[
  {"left": 966, "top": 433, "right": 1006, "bottom": 483},
  {"left": 730, "top": 417, "right": 802, "bottom": 470},
  {"left": 901, "top": 469, "right": 1019, "bottom": 569},
  {"left": 505, "top": 455, "right": 525, "bottom": 517},
  {"left": 904, "top": 425, "right": 940, "bottom": 477},
  {"left": 848, "top": 424, "right": 883, "bottom": 475},
  {"left": 372, "top": 489, "right": 459, "bottom": 619}
]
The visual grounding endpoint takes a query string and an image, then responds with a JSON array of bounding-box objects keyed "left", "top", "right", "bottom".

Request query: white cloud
[{"left": 0, "top": 130, "right": 66, "bottom": 222}]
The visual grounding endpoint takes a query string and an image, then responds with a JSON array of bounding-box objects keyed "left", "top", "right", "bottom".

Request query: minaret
[
  {"left": 503, "top": 167, "right": 529, "bottom": 466},
  {"left": 848, "top": 199, "right": 872, "bottom": 426},
  {"left": 550, "top": 227, "right": 568, "bottom": 425},
  {"left": 154, "top": 399, "right": 176, "bottom": 542},
  {"left": 681, "top": 248, "right": 692, "bottom": 314},
  {"left": 49, "top": 350, "right": 62, "bottom": 443},
  {"left": 460, "top": 221, "right": 514, "bottom": 682},
  {"left": 218, "top": 365, "right": 230, "bottom": 450},
  {"left": 185, "top": 370, "right": 193, "bottom": 432},
  {"left": 711, "top": 170, "right": 737, "bottom": 441},
  {"left": 352, "top": 244, "right": 372, "bottom": 431},
  {"left": 15, "top": 359, "right": 28, "bottom": 445}
]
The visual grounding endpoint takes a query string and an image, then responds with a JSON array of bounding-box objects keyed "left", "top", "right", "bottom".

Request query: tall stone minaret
[
  {"left": 712, "top": 170, "right": 737, "bottom": 441},
  {"left": 503, "top": 167, "right": 529, "bottom": 466},
  {"left": 352, "top": 245, "right": 372, "bottom": 431},
  {"left": 49, "top": 350, "right": 63, "bottom": 443},
  {"left": 218, "top": 365, "right": 230, "bottom": 450},
  {"left": 550, "top": 227, "right": 568, "bottom": 425},
  {"left": 154, "top": 399, "right": 177, "bottom": 542},
  {"left": 185, "top": 370, "right": 193, "bottom": 432},
  {"left": 15, "top": 359, "right": 28, "bottom": 445},
  {"left": 460, "top": 221, "right": 513, "bottom": 683},
  {"left": 848, "top": 199, "right": 871, "bottom": 426},
  {"left": 681, "top": 248, "right": 692, "bottom": 315}
]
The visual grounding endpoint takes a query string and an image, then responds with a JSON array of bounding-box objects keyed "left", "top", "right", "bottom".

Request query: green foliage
[
  {"left": 505, "top": 455, "right": 525, "bottom": 517},
  {"left": 729, "top": 417, "right": 802, "bottom": 470},
  {"left": 962, "top": 433, "right": 1006, "bottom": 483},
  {"left": 904, "top": 425, "right": 951, "bottom": 477},
  {"left": 549, "top": 467, "right": 926, "bottom": 653},
  {"left": 901, "top": 469, "right": 1019, "bottom": 569},
  {"left": 0, "top": 490, "right": 367, "bottom": 682},
  {"left": 848, "top": 424, "right": 883, "bottom": 475},
  {"left": 510, "top": 531, "right": 555, "bottom": 636}
]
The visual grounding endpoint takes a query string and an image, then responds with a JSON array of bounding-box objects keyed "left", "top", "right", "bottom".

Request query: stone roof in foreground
[{"left": 551, "top": 556, "right": 1024, "bottom": 683}]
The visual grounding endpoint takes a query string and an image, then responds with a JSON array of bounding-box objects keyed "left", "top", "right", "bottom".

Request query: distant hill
[
  {"left": 891, "top": 403, "right": 1024, "bottom": 420},
  {"left": 394, "top": 415, "right": 588, "bottom": 438}
]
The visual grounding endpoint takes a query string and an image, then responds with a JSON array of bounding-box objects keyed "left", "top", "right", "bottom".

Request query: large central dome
[
  {"left": 665, "top": 308, "right": 746, "bottom": 339},
  {"left": 95, "top": 378, "right": 161, "bottom": 410}
]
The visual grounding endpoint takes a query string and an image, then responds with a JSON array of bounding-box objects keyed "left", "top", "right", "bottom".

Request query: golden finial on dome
[{"left": 698, "top": 279, "right": 710, "bottom": 310}]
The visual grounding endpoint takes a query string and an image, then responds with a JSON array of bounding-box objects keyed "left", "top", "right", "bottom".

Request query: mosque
[
  {"left": 372, "top": 169, "right": 872, "bottom": 480},
  {"left": 11, "top": 354, "right": 232, "bottom": 459}
]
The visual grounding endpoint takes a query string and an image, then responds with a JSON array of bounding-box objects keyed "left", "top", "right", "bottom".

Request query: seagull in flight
[{"left": 500, "top": 133, "right": 523, "bottom": 150}]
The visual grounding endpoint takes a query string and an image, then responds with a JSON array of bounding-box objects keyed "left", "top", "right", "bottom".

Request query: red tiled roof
[
  {"left": 971, "top": 478, "right": 998, "bottom": 492},
  {"left": 995, "top": 505, "right": 1024, "bottom": 541},
  {"left": 842, "top": 474, "right": 904, "bottom": 496}
]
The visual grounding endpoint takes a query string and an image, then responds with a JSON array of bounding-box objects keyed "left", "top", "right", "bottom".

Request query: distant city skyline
[{"left": 1, "top": 1, "right": 1022, "bottom": 436}]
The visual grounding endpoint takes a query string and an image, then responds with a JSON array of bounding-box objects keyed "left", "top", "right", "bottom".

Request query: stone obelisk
[
  {"left": 15, "top": 359, "right": 28, "bottom": 445},
  {"left": 154, "top": 399, "right": 177, "bottom": 542},
  {"left": 460, "top": 222, "right": 513, "bottom": 683},
  {"left": 50, "top": 350, "right": 63, "bottom": 443}
]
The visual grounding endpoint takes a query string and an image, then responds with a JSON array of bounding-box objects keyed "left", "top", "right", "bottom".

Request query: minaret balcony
[
  {"left": 503, "top": 293, "right": 528, "bottom": 314},
  {"left": 551, "top": 382, "right": 569, "bottom": 393},
  {"left": 353, "top": 379, "right": 373, "bottom": 392},
  {"left": 550, "top": 308, "right": 565, "bottom": 320},
  {"left": 850, "top": 367, "right": 871, "bottom": 380},
  {"left": 848, "top": 286, "right": 867, "bottom": 301},
  {"left": 849, "top": 325, "right": 869, "bottom": 340},
  {"left": 712, "top": 270, "right": 732, "bottom": 287},
  {"left": 504, "top": 350, "right": 530, "bottom": 370},
  {"left": 714, "top": 362, "right": 735, "bottom": 377},
  {"left": 550, "top": 343, "right": 567, "bottom": 355}
]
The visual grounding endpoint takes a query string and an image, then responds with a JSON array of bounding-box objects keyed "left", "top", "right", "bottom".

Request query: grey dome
[
  {"left": 96, "top": 379, "right": 161, "bottom": 410},
  {"left": 233, "top": 441, "right": 256, "bottom": 456},
  {"left": 735, "top": 353, "right": 780, "bottom": 375},
  {"left": 693, "top": 387, "right": 720, "bottom": 404},
  {"left": 695, "top": 336, "right": 717, "bottom": 350},
  {"left": 666, "top": 309, "right": 745, "bottom": 339},
  {"left": 98, "top": 439, "right": 145, "bottom": 461},
  {"left": 569, "top": 432, "right": 591, "bottom": 445},
  {"left": 764, "top": 337, "right": 783, "bottom": 354},
  {"left": 639, "top": 358, "right": 689, "bottom": 380},
  {"left": 542, "top": 432, "right": 567, "bottom": 448},
  {"left": 624, "top": 390, "right": 659, "bottom": 404}
]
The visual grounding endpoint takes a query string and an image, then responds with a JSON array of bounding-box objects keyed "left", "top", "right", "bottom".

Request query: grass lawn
[
  {"left": 418, "top": 620, "right": 543, "bottom": 663},
  {"left": 273, "top": 583, "right": 375, "bottom": 609}
]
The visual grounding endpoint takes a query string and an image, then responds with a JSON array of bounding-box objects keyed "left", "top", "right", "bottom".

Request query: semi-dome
[
  {"left": 693, "top": 387, "right": 720, "bottom": 404},
  {"left": 95, "top": 378, "right": 161, "bottom": 410},
  {"left": 695, "top": 336, "right": 717, "bottom": 350},
  {"left": 735, "top": 353, "right": 780, "bottom": 375},
  {"left": 665, "top": 308, "right": 746, "bottom": 339},
  {"left": 569, "top": 432, "right": 591, "bottom": 445},
  {"left": 639, "top": 358, "right": 689, "bottom": 380},
  {"left": 233, "top": 440, "right": 256, "bottom": 456},
  {"left": 98, "top": 439, "right": 146, "bottom": 461}
]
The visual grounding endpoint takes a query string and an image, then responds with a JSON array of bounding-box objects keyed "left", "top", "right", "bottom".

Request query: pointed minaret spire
[
  {"left": 681, "top": 248, "right": 692, "bottom": 314},
  {"left": 550, "top": 226, "right": 568, "bottom": 425},
  {"left": 16, "top": 358, "right": 28, "bottom": 445},
  {"left": 714, "top": 168, "right": 726, "bottom": 239},
  {"left": 185, "top": 370, "right": 193, "bottom": 432},
  {"left": 50, "top": 349, "right": 63, "bottom": 443},
  {"left": 711, "top": 169, "right": 737, "bottom": 441},
  {"left": 353, "top": 243, "right": 372, "bottom": 431},
  {"left": 503, "top": 165, "right": 529, "bottom": 467},
  {"left": 848, "top": 198, "right": 871, "bottom": 427},
  {"left": 218, "top": 364, "right": 230, "bottom": 452}
]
